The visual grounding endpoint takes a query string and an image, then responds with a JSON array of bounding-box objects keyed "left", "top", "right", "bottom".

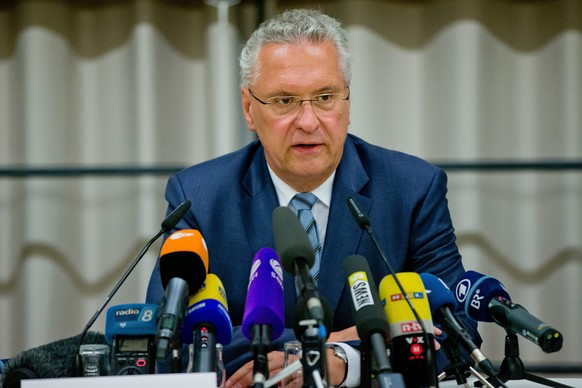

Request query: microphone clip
[{"left": 297, "top": 319, "right": 327, "bottom": 387}]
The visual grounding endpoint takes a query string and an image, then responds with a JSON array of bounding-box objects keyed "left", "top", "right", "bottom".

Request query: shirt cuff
[{"left": 328, "top": 342, "right": 360, "bottom": 387}]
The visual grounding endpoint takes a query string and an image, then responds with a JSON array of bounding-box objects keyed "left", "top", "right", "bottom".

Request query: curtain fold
[{"left": 1, "top": 0, "right": 580, "bottom": 368}]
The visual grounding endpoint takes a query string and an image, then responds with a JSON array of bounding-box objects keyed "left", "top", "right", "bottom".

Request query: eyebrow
[{"left": 265, "top": 85, "right": 344, "bottom": 97}]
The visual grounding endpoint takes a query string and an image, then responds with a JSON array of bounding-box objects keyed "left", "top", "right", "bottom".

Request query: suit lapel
[
  {"left": 240, "top": 145, "right": 278, "bottom": 255},
  {"left": 318, "top": 137, "right": 372, "bottom": 316},
  {"left": 240, "top": 145, "right": 298, "bottom": 324}
]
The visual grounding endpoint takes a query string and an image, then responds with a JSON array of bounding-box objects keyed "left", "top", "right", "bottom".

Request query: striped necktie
[{"left": 289, "top": 193, "right": 322, "bottom": 285}]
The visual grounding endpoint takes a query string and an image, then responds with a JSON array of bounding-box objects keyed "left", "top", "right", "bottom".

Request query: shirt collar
[{"left": 267, "top": 165, "right": 334, "bottom": 208}]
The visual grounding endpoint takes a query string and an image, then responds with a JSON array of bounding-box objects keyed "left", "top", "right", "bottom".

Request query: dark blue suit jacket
[{"left": 146, "top": 134, "right": 480, "bottom": 377}]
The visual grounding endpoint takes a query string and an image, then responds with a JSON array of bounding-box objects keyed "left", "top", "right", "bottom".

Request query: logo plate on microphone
[
  {"left": 348, "top": 271, "right": 374, "bottom": 311},
  {"left": 455, "top": 279, "right": 471, "bottom": 302}
]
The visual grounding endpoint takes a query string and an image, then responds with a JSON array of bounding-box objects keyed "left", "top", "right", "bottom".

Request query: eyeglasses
[{"left": 248, "top": 87, "right": 350, "bottom": 117}]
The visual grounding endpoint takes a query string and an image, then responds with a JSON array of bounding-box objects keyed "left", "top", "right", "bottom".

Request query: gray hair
[{"left": 239, "top": 9, "right": 352, "bottom": 88}]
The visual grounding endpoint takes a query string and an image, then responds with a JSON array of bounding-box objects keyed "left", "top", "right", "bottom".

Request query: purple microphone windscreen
[
  {"left": 454, "top": 270, "right": 511, "bottom": 322},
  {"left": 242, "top": 247, "right": 285, "bottom": 340},
  {"left": 419, "top": 273, "right": 457, "bottom": 315},
  {"left": 272, "top": 206, "right": 315, "bottom": 274}
]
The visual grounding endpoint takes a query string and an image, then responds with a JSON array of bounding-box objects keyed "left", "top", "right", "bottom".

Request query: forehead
[{"left": 253, "top": 40, "right": 345, "bottom": 92}]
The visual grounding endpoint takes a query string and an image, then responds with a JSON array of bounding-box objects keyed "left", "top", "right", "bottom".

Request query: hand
[
  {"left": 226, "top": 326, "right": 360, "bottom": 388},
  {"left": 327, "top": 325, "right": 359, "bottom": 343},
  {"left": 325, "top": 326, "right": 360, "bottom": 386},
  {"left": 325, "top": 346, "right": 347, "bottom": 387},
  {"left": 226, "top": 350, "right": 286, "bottom": 388}
]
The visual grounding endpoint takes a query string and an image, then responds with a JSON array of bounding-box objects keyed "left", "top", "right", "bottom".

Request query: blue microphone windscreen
[
  {"left": 455, "top": 270, "right": 511, "bottom": 322},
  {"left": 419, "top": 273, "right": 457, "bottom": 316},
  {"left": 181, "top": 274, "right": 233, "bottom": 345},
  {"left": 182, "top": 298, "right": 233, "bottom": 345}
]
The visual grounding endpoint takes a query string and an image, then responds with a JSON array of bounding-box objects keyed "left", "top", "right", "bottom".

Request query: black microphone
[
  {"left": 344, "top": 255, "right": 405, "bottom": 388},
  {"left": 455, "top": 271, "right": 563, "bottom": 353},
  {"left": 272, "top": 206, "right": 324, "bottom": 323},
  {"left": 347, "top": 197, "right": 371, "bottom": 229},
  {"left": 1, "top": 332, "right": 106, "bottom": 387},
  {"left": 71, "top": 200, "right": 191, "bottom": 375},
  {"left": 160, "top": 200, "right": 192, "bottom": 233}
]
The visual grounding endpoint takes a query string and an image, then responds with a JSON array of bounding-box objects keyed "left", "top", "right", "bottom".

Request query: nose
[{"left": 294, "top": 101, "right": 319, "bottom": 131}]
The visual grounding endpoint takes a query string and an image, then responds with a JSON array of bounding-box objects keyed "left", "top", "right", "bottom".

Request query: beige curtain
[{"left": 1, "top": 0, "right": 581, "bottom": 369}]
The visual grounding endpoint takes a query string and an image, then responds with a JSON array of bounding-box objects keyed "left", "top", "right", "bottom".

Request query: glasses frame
[{"left": 247, "top": 87, "right": 350, "bottom": 116}]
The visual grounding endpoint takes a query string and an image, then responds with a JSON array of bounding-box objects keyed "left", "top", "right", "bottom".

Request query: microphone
[
  {"left": 156, "top": 229, "right": 209, "bottom": 361},
  {"left": 291, "top": 295, "right": 333, "bottom": 388},
  {"left": 1, "top": 332, "right": 107, "bottom": 387},
  {"left": 72, "top": 199, "right": 191, "bottom": 375},
  {"left": 344, "top": 255, "right": 405, "bottom": 388},
  {"left": 242, "top": 248, "right": 285, "bottom": 387},
  {"left": 292, "top": 295, "right": 334, "bottom": 341},
  {"left": 161, "top": 200, "right": 193, "bottom": 232},
  {"left": 182, "top": 273, "right": 233, "bottom": 374},
  {"left": 105, "top": 303, "right": 158, "bottom": 375},
  {"left": 272, "top": 206, "right": 324, "bottom": 323},
  {"left": 379, "top": 272, "right": 438, "bottom": 388},
  {"left": 455, "top": 271, "right": 563, "bottom": 353},
  {"left": 419, "top": 273, "right": 500, "bottom": 380}
]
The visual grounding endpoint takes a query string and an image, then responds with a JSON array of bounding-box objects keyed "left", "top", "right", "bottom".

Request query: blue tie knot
[{"left": 290, "top": 192, "right": 318, "bottom": 211}]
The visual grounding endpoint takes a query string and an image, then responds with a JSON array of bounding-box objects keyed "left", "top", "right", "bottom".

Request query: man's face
[{"left": 241, "top": 40, "right": 350, "bottom": 192}]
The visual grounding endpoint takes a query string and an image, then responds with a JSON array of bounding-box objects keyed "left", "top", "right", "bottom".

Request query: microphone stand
[
  {"left": 476, "top": 332, "right": 573, "bottom": 388},
  {"left": 438, "top": 338, "right": 494, "bottom": 388},
  {"left": 294, "top": 259, "right": 325, "bottom": 323},
  {"left": 370, "top": 335, "right": 406, "bottom": 388},
  {"left": 250, "top": 324, "right": 272, "bottom": 388},
  {"left": 360, "top": 340, "right": 372, "bottom": 388},
  {"left": 298, "top": 319, "right": 327, "bottom": 388}
]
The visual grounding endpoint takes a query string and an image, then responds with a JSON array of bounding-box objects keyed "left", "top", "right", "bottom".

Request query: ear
[{"left": 241, "top": 88, "right": 256, "bottom": 132}]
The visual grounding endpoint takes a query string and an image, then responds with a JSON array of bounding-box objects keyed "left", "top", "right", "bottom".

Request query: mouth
[
  {"left": 292, "top": 143, "right": 322, "bottom": 154},
  {"left": 294, "top": 143, "right": 319, "bottom": 149},
  {"left": 293, "top": 143, "right": 323, "bottom": 149}
]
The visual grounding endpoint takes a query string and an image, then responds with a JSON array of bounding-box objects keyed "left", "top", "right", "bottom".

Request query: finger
[
  {"left": 226, "top": 359, "right": 254, "bottom": 388},
  {"left": 267, "top": 351, "right": 286, "bottom": 375}
]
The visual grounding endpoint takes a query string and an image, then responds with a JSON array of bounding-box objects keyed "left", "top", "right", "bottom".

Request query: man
[{"left": 146, "top": 8, "right": 480, "bottom": 387}]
